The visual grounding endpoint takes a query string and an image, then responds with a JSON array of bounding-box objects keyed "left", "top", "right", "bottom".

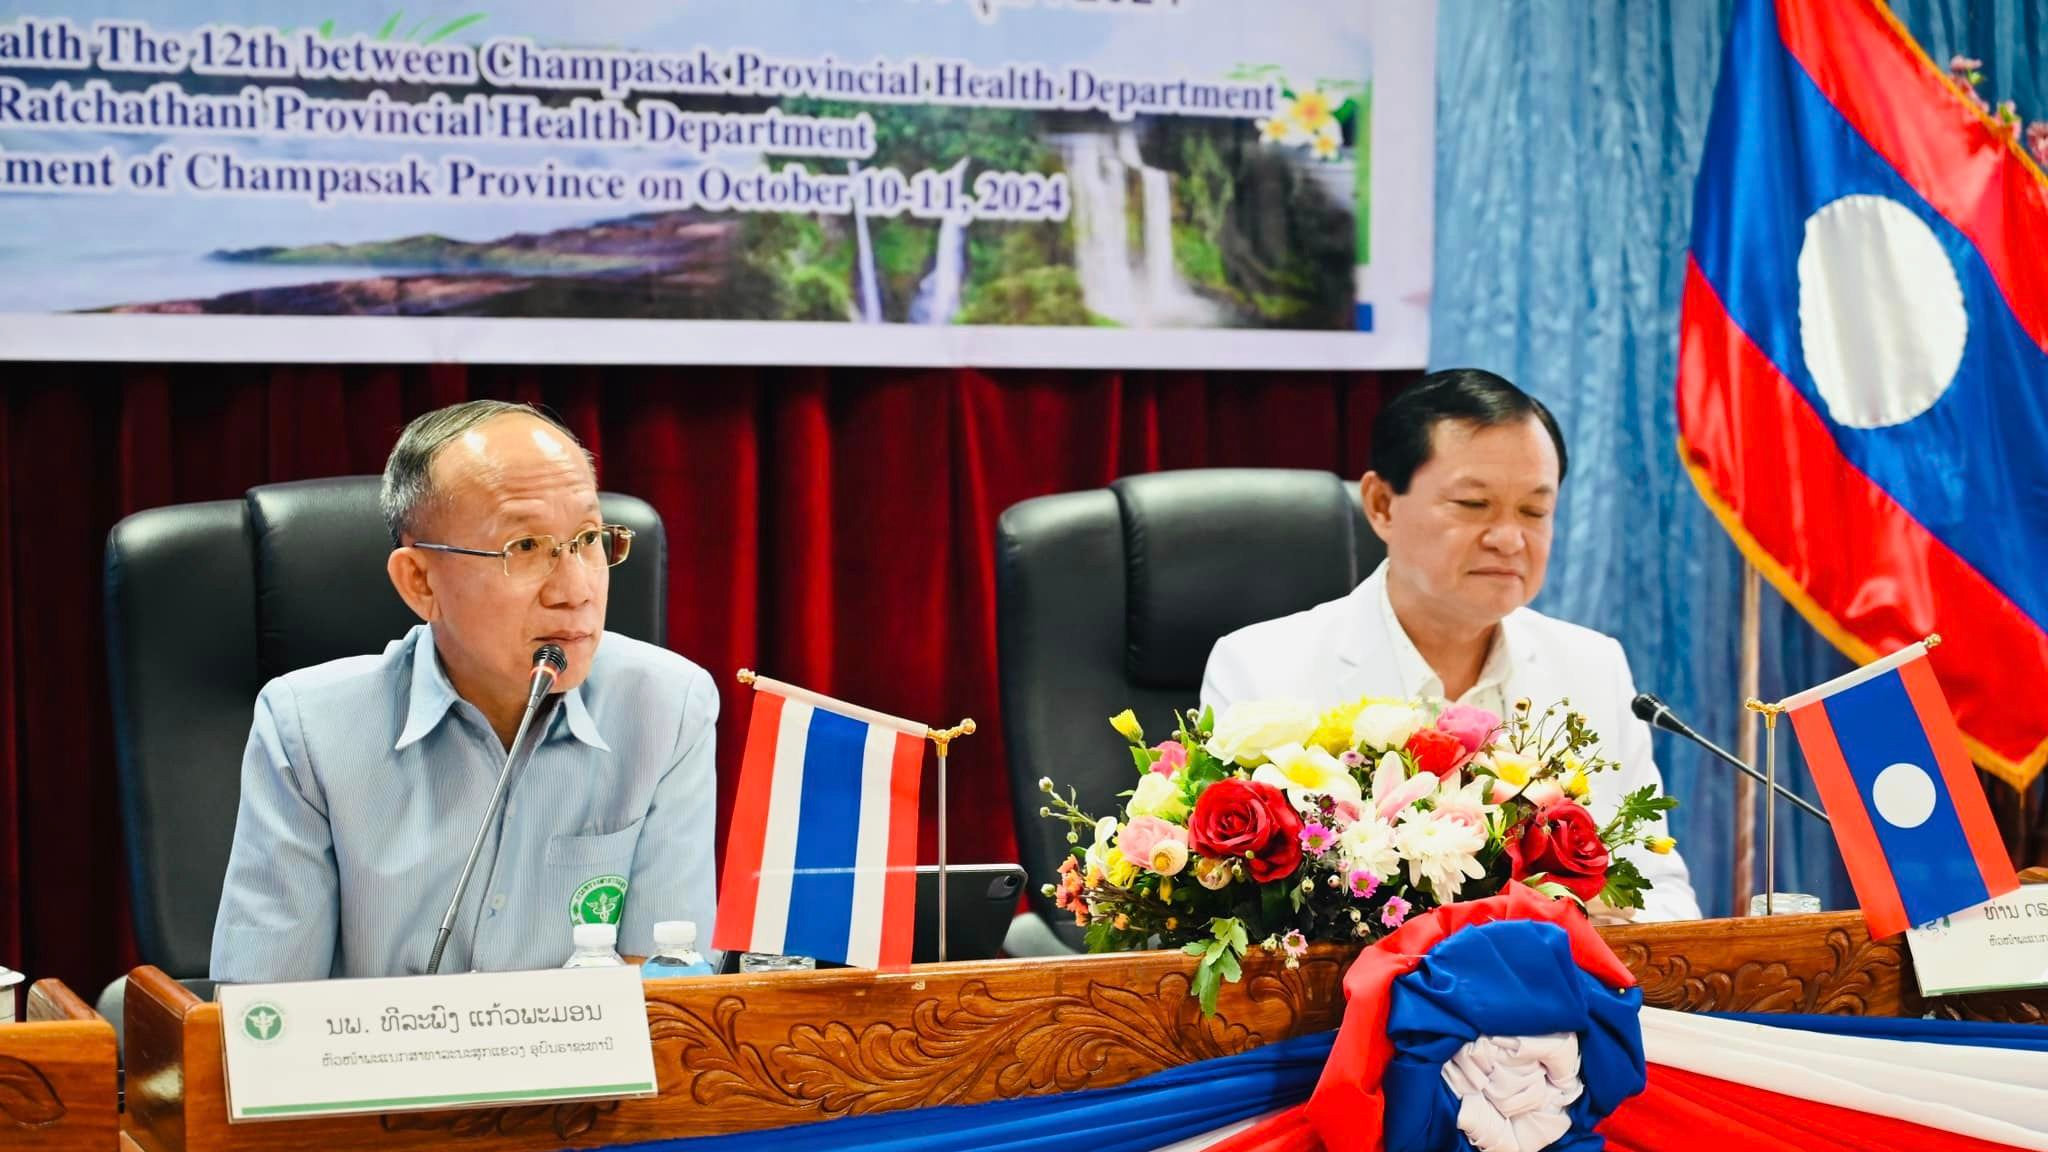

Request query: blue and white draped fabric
[{"left": 1379, "top": 921, "right": 1645, "bottom": 1152}]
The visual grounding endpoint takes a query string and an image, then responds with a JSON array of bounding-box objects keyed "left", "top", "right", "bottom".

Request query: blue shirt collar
[{"left": 395, "top": 626, "right": 610, "bottom": 753}]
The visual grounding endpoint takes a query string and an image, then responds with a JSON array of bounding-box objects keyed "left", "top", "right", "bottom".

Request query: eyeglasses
[{"left": 411, "top": 525, "right": 634, "bottom": 581}]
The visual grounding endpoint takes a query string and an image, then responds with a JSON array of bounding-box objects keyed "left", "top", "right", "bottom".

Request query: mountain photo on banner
[{"left": 1676, "top": 0, "right": 2048, "bottom": 790}]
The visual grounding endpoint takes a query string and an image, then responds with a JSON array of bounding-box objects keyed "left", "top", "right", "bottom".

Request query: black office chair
[
  {"left": 995, "top": 469, "right": 1384, "bottom": 951},
  {"left": 101, "top": 477, "right": 667, "bottom": 1017}
]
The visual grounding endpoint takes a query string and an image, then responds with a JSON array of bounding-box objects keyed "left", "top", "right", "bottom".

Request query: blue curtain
[{"left": 1430, "top": 0, "right": 2048, "bottom": 917}]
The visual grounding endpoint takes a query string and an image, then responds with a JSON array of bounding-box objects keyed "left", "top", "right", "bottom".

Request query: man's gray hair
[{"left": 380, "top": 400, "right": 592, "bottom": 547}]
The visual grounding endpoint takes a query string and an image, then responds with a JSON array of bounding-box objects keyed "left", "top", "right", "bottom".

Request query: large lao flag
[
  {"left": 1676, "top": 0, "right": 2048, "bottom": 789},
  {"left": 714, "top": 675, "right": 926, "bottom": 970},
  {"left": 1781, "top": 641, "right": 2018, "bottom": 938}
]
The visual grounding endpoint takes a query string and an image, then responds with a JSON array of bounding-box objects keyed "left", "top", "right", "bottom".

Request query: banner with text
[{"left": 0, "top": 1, "right": 1432, "bottom": 368}]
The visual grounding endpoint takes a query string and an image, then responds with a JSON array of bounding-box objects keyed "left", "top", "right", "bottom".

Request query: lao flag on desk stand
[
  {"left": 715, "top": 673, "right": 926, "bottom": 970},
  {"left": 1676, "top": 0, "right": 2048, "bottom": 791},
  {"left": 1783, "top": 640, "right": 2017, "bottom": 939}
]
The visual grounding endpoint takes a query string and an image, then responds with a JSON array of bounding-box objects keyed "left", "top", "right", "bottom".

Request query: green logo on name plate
[
  {"left": 241, "top": 1001, "right": 285, "bottom": 1044},
  {"left": 572, "top": 874, "right": 628, "bottom": 925}
]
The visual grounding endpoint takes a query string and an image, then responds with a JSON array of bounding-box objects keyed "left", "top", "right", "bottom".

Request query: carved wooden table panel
[
  {"left": 122, "top": 909, "right": 2048, "bottom": 1152},
  {"left": 3, "top": 979, "right": 119, "bottom": 1152},
  {"left": 124, "top": 949, "right": 1346, "bottom": 1152}
]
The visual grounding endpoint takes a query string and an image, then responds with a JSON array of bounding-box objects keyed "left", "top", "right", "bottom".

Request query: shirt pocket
[
  {"left": 547, "top": 818, "right": 645, "bottom": 927},
  {"left": 546, "top": 817, "right": 646, "bottom": 870}
]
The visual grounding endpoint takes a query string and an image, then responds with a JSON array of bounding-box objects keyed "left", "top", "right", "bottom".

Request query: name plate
[
  {"left": 1906, "top": 887, "right": 2048, "bottom": 997},
  {"left": 217, "top": 967, "right": 656, "bottom": 1122}
]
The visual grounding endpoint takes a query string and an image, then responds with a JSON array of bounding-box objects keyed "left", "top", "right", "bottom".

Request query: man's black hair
[{"left": 1370, "top": 368, "right": 1568, "bottom": 494}]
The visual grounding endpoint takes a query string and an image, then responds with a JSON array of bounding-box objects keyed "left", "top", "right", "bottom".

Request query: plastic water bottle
[
  {"left": 562, "top": 922, "right": 625, "bottom": 968},
  {"left": 641, "top": 921, "right": 716, "bottom": 979}
]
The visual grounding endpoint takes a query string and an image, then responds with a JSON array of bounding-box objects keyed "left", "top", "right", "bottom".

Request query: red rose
[
  {"left": 1188, "top": 778, "right": 1303, "bottom": 883},
  {"left": 1505, "top": 801, "right": 1612, "bottom": 901},
  {"left": 1405, "top": 727, "right": 1469, "bottom": 780}
]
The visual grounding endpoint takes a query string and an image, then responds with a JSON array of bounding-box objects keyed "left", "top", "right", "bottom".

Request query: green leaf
[
  {"left": 1204, "top": 938, "right": 1227, "bottom": 964},
  {"left": 376, "top": 11, "right": 404, "bottom": 39},
  {"left": 1083, "top": 918, "right": 1123, "bottom": 953},
  {"left": 1216, "top": 949, "right": 1242, "bottom": 983},
  {"left": 1132, "top": 747, "right": 1155, "bottom": 774},
  {"left": 1227, "top": 919, "right": 1249, "bottom": 953},
  {"left": 1597, "top": 857, "right": 1650, "bottom": 910},
  {"left": 316, "top": 19, "right": 336, "bottom": 38},
  {"left": 1192, "top": 958, "right": 1221, "bottom": 1016},
  {"left": 1182, "top": 940, "right": 1210, "bottom": 957},
  {"left": 422, "top": 13, "right": 486, "bottom": 44},
  {"left": 1260, "top": 883, "right": 1288, "bottom": 925}
]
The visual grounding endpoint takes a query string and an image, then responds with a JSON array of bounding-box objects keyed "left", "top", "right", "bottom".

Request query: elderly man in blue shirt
[{"left": 211, "top": 400, "right": 718, "bottom": 981}]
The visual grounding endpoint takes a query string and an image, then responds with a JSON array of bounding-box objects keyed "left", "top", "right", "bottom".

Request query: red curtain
[{"left": 0, "top": 365, "right": 1404, "bottom": 995}]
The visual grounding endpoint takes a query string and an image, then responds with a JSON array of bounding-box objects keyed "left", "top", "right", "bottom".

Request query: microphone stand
[
  {"left": 1637, "top": 697, "right": 1829, "bottom": 824},
  {"left": 427, "top": 659, "right": 562, "bottom": 975}
]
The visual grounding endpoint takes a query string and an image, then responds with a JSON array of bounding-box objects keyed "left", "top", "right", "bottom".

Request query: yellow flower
[
  {"left": 1286, "top": 88, "right": 1337, "bottom": 136},
  {"left": 1252, "top": 743, "right": 1363, "bottom": 805},
  {"left": 1257, "top": 116, "right": 1292, "bottom": 144},
  {"left": 1109, "top": 709, "right": 1145, "bottom": 744},
  {"left": 1488, "top": 749, "right": 1538, "bottom": 789},
  {"left": 1564, "top": 766, "right": 1592, "bottom": 801},
  {"left": 1309, "top": 697, "right": 1369, "bottom": 755},
  {"left": 1310, "top": 123, "right": 1341, "bottom": 161},
  {"left": 1646, "top": 836, "right": 1677, "bottom": 855},
  {"left": 1104, "top": 846, "right": 1141, "bottom": 887}
]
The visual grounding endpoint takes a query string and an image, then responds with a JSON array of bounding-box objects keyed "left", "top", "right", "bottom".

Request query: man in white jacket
[{"left": 1201, "top": 369, "right": 1701, "bottom": 920}]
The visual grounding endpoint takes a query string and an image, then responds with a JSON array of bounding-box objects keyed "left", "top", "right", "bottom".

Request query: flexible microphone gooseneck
[
  {"left": 425, "top": 643, "right": 568, "bottom": 975},
  {"left": 1630, "top": 693, "right": 1831, "bottom": 825}
]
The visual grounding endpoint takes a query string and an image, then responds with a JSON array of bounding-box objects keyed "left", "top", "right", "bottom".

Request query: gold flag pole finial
[
  {"left": 1923, "top": 633, "right": 1942, "bottom": 651},
  {"left": 736, "top": 668, "right": 757, "bottom": 686},
  {"left": 928, "top": 718, "right": 976, "bottom": 750}
]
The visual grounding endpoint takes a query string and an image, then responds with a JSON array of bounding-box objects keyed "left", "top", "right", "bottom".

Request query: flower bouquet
[{"left": 1039, "top": 696, "right": 1677, "bottom": 1013}]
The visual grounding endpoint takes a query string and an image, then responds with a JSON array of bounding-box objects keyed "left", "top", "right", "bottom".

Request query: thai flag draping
[
  {"left": 713, "top": 675, "right": 925, "bottom": 969},
  {"left": 571, "top": 903, "right": 2048, "bottom": 1152},
  {"left": 1781, "top": 641, "right": 2017, "bottom": 937},
  {"left": 1675, "top": 0, "right": 2048, "bottom": 788}
]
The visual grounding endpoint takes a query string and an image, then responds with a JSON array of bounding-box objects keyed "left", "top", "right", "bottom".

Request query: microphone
[
  {"left": 1631, "top": 693, "right": 1830, "bottom": 825},
  {"left": 426, "top": 644, "right": 569, "bottom": 975}
]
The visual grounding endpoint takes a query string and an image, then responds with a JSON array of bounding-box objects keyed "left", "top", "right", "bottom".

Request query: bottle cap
[
  {"left": 652, "top": 920, "right": 697, "bottom": 950},
  {"left": 572, "top": 922, "right": 618, "bottom": 949}
]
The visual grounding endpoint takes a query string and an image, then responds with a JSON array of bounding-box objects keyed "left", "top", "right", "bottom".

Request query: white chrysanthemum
[
  {"left": 1337, "top": 814, "right": 1401, "bottom": 881},
  {"left": 1395, "top": 809, "right": 1489, "bottom": 901},
  {"left": 1252, "top": 743, "right": 1363, "bottom": 806}
]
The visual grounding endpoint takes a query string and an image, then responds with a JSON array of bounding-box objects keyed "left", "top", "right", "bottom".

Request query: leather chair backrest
[
  {"left": 996, "top": 469, "right": 1382, "bottom": 945},
  {"left": 105, "top": 477, "right": 668, "bottom": 978}
]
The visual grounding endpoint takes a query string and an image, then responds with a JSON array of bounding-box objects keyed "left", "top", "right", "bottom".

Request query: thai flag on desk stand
[
  {"left": 1783, "top": 640, "right": 2017, "bottom": 939},
  {"left": 714, "top": 674, "right": 926, "bottom": 970}
]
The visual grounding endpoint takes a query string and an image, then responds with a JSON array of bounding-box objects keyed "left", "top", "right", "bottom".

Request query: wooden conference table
[{"left": 9, "top": 886, "right": 2047, "bottom": 1152}]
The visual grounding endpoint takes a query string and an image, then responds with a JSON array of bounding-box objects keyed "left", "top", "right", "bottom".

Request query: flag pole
[
  {"left": 928, "top": 720, "right": 976, "bottom": 963},
  {"left": 1743, "top": 696, "right": 1786, "bottom": 913},
  {"left": 1735, "top": 564, "right": 1762, "bottom": 912}
]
